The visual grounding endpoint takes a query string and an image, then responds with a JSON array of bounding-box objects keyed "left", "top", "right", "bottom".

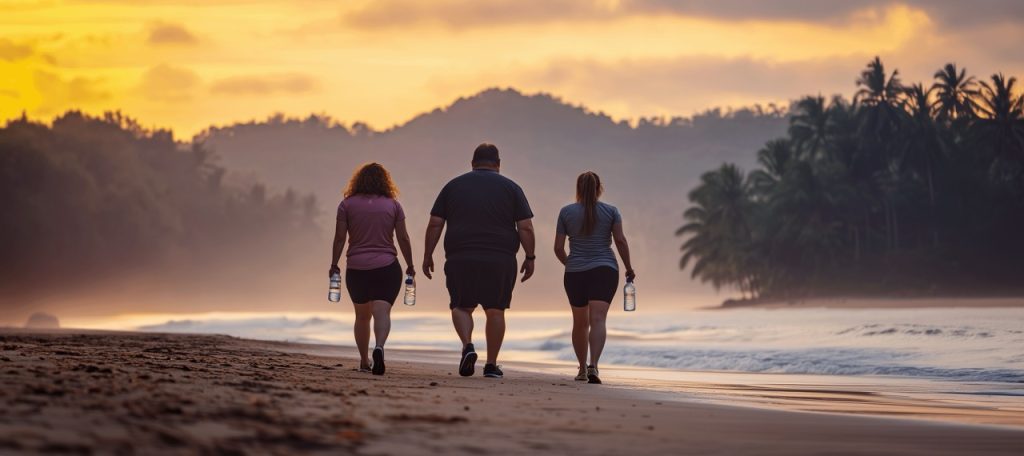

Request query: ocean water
[{"left": 95, "top": 307, "right": 1024, "bottom": 385}]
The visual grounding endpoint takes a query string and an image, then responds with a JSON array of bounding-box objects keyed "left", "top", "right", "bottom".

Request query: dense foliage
[
  {"left": 0, "top": 112, "right": 320, "bottom": 292},
  {"left": 678, "top": 58, "right": 1024, "bottom": 300}
]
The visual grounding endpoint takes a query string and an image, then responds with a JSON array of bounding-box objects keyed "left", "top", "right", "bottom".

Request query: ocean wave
[
  {"left": 559, "top": 347, "right": 1024, "bottom": 383},
  {"left": 537, "top": 340, "right": 570, "bottom": 351},
  {"left": 836, "top": 324, "right": 995, "bottom": 338},
  {"left": 132, "top": 310, "right": 1024, "bottom": 384}
]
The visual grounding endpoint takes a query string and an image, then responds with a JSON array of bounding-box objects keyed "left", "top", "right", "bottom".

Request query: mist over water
[{"left": 86, "top": 307, "right": 1024, "bottom": 385}]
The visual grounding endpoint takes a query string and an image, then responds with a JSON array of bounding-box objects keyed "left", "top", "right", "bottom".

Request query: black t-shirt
[{"left": 430, "top": 169, "right": 533, "bottom": 259}]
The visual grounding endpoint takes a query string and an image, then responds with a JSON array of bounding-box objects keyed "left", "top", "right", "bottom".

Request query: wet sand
[
  {"left": 718, "top": 296, "right": 1024, "bottom": 309},
  {"left": 1, "top": 329, "right": 1021, "bottom": 455}
]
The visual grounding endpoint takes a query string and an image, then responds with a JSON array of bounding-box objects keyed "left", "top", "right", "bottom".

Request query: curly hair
[{"left": 344, "top": 163, "right": 398, "bottom": 199}]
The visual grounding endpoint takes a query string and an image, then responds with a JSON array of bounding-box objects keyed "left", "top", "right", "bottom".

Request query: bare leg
[
  {"left": 451, "top": 307, "right": 474, "bottom": 348},
  {"left": 588, "top": 301, "right": 611, "bottom": 367},
  {"left": 371, "top": 300, "right": 392, "bottom": 348},
  {"left": 570, "top": 306, "right": 590, "bottom": 368},
  {"left": 353, "top": 302, "right": 372, "bottom": 368},
  {"left": 484, "top": 308, "right": 505, "bottom": 365}
]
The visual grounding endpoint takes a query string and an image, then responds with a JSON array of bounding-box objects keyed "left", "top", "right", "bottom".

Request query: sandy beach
[{"left": 1, "top": 330, "right": 1021, "bottom": 455}]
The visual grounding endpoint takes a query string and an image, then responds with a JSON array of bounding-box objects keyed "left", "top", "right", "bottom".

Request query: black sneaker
[
  {"left": 459, "top": 343, "right": 477, "bottom": 377},
  {"left": 371, "top": 347, "right": 385, "bottom": 375},
  {"left": 586, "top": 365, "right": 601, "bottom": 384},
  {"left": 483, "top": 363, "right": 503, "bottom": 378}
]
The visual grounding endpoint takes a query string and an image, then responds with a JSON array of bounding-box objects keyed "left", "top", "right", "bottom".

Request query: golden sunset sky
[{"left": 2, "top": 0, "right": 1022, "bottom": 137}]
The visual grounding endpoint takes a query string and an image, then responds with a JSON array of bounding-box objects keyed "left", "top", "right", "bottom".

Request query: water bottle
[
  {"left": 403, "top": 275, "right": 416, "bottom": 306},
  {"left": 328, "top": 272, "right": 341, "bottom": 302},
  {"left": 623, "top": 277, "right": 636, "bottom": 312}
]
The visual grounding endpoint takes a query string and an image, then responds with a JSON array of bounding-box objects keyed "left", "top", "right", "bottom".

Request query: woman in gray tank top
[{"left": 554, "top": 171, "right": 636, "bottom": 384}]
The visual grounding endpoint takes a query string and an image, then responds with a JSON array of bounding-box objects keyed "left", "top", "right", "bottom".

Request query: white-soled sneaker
[
  {"left": 574, "top": 366, "right": 588, "bottom": 381},
  {"left": 483, "top": 363, "right": 503, "bottom": 378},
  {"left": 587, "top": 365, "right": 601, "bottom": 384}
]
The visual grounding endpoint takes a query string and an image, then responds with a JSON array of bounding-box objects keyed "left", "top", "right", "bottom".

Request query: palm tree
[
  {"left": 765, "top": 160, "right": 845, "bottom": 281},
  {"left": 897, "top": 83, "right": 943, "bottom": 206},
  {"left": 856, "top": 56, "right": 905, "bottom": 142},
  {"left": 855, "top": 57, "right": 907, "bottom": 251},
  {"left": 897, "top": 83, "right": 944, "bottom": 246},
  {"left": 789, "top": 96, "right": 830, "bottom": 160},
  {"left": 749, "top": 139, "right": 793, "bottom": 196},
  {"left": 933, "top": 63, "right": 978, "bottom": 125},
  {"left": 975, "top": 73, "right": 1024, "bottom": 181},
  {"left": 677, "top": 164, "right": 759, "bottom": 297}
]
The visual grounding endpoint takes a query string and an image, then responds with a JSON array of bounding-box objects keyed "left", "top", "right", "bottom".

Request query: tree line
[
  {"left": 0, "top": 112, "right": 321, "bottom": 294},
  {"left": 678, "top": 58, "right": 1024, "bottom": 301}
]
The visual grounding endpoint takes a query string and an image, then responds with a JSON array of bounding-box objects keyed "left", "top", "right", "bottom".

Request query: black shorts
[
  {"left": 563, "top": 266, "right": 619, "bottom": 307},
  {"left": 445, "top": 256, "right": 517, "bottom": 310},
  {"left": 345, "top": 260, "right": 402, "bottom": 305}
]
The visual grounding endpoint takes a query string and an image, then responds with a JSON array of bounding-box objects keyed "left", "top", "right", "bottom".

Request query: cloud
[
  {"left": 0, "top": 89, "right": 19, "bottom": 99},
  {"left": 342, "top": 0, "right": 1024, "bottom": 29},
  {"left": 901, "top": 0, "right": 1024, "bottom": 28},
  {"left": 493, "top": 56, "right": 867, "bottom": 117},
  {"left": 210, "top": 73, "right": 318, "bottom": 96},
  {"left": 628, "top": 0, "right": 883, "bottom": 22},
  {"left": 147, "top": 21, "right": 198, "bottom": 45},
  {"left": 138, "top": 64, "right": 201, "bottom": 101},
  {"left": 32, "top": 70, "right": 110, "bottom": 115},
  {"left": 632, "top": 1, "right": 1024, "bottom": 29},
  {"left": 343, "top": 0, "right": 614, "bottom": 28},
  {"left": 0, "top": 38, "right": 35, "bottom": 61}
]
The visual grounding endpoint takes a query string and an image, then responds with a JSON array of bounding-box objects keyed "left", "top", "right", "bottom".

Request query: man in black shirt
[{"left": 423, "top": 143, "right": 536, "bottom": 378}]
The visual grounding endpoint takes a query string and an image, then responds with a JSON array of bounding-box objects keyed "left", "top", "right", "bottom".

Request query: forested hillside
[{"left": 679, "top": 59, "right": 1024, "bottom": 302}]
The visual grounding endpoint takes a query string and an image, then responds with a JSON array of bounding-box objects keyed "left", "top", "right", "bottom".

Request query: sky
[{"left": 2, "top": 0, "right": 1023, "bottom": 138}]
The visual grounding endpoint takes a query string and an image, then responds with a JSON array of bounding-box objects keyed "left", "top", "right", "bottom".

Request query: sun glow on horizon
[{"left": 4, "top": 1, "right": 1016, "bottom": 137}]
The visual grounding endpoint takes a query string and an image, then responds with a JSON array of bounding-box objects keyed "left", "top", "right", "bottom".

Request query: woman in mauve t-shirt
[{"left": 330, "top": 163, "right": 415, "bottom": 375}]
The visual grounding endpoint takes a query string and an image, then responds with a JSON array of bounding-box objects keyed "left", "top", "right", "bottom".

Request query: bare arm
[
  {"left": 422, "top": 215, "right": 445, "bottom": 279},
  {"left": 395, "top": 218, "right": 415, "bottom": 277},
  {"left": 612, "top": 222, "right": 636, "bottom": 280},
  {"left": 553, "top": 233, "right": 568, "bottom": 266},
  {"left": 517, "top": 218, "right": 536, "bottom": 282},
  {"left": 330, "top": 217, "right": 347, "bottom": 277}
]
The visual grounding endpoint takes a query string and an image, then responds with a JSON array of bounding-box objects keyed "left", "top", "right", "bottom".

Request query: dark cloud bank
[{"left": 343, "top": 0, "right": 1024, "bottom": 28}]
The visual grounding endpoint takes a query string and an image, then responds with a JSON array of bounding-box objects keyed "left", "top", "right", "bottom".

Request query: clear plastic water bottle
[
  {"left": 403, "top": 275, "right": 416, "bottom": 306},
  {"left": 623, "top": 277, "right": 636, "bottom": 312},
  {"left": 328, "top": 272, "right": 341, "bottom": 302}
]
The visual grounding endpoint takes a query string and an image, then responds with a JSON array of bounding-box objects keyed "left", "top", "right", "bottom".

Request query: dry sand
[{"left": 1, "top": 329, "right": 1021, "bottom": 455}]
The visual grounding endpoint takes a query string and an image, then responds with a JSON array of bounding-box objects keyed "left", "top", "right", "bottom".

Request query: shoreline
[
  {"left": 276, "top": 338, "right": 1024, "bottom": 429},
  {"left": 1, "top": 329, "right": 1022, "bottom": 454},
  {"left": 714, "top": 296, "right": 1024, "bottom": 310}
]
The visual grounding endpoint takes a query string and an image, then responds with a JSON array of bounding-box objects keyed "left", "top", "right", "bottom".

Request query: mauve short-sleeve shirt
[{"left": 337, "top": 194, "right": 405, "bottom": 270}]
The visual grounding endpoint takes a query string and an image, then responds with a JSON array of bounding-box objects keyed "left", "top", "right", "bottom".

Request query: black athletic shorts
[
  {"left": 444, "top": 256, "right": 517, "bottom": 310},
  {"left": 563, "top": 266, "right": 619, "bottom": 307},
  {"left": 346, "top": 260, "right": 402, "bottom": 305}
]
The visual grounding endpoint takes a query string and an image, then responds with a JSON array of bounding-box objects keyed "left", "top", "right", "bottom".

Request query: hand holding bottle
[
  {"left": 403, "top": 274, "right": 416, "bottom": 306},
  {"left": 623, "top": 273, "right": 636, "bottom": 312}
]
